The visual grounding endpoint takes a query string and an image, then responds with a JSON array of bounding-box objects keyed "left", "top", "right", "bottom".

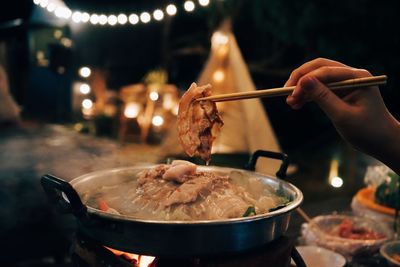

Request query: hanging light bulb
[
  {"left": 140, "top": 12, "right": 151, "bottom": 23},
  {"left": 46, "top": 3, "right": 56, "bottom": 12},
  {"left": 72, "top": 11, "right": 82, "bottom": 23},
  {"left": 198, "top": 0, "right": 210, "bottom": 6},
  {"left": 107, "top": 15, "right": 118, "bottom": 26},
  {"left": 81, "top": 12, "right": 90, "bottom": 23},
  {"left": 166, "top": 4, "right": 177, "bottom": 16},
  {"left": 55, "top": 6, "right": 72, "bottom": 19},
  {"left": 90, "top": 14, "right": 99, "bottom": 25},
  {"left": 153, "top": 9, "right": 164, "bottom": 21},
  {"left": 99, "top": 14, "right": 107, "bottom": 25},
  {"left": 117, "top": 14, "right": 128, "bottom": 25},
  {"left": 39, "top": 0, "right": 48, "bottom": 8},
  {"left": 129, "top": 14, "right": 139, "bottom": 24},
  {"left": 33, "top": 0, "right": 212, "bottom": 27},
  {"left": 184, "top": 1, "right": 195, "bottom": 12}
]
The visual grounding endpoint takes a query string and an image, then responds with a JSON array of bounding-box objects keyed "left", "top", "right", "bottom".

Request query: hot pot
[{"left": 41, "top": 150, "right": 303, "bottom": 257}]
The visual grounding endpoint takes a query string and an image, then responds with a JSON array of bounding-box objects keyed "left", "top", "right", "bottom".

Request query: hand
[{"left": 285, "top": 58, "right": 400, "bottom": 174}]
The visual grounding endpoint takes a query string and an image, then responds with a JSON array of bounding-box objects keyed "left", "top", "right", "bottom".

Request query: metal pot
[{"left": 41, "top": 150, "right": 303, "bottom": 257}]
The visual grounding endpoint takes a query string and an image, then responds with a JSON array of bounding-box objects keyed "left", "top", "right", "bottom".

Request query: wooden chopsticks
[{"left": 197, "top": 75, "right": 387, "bottom": 102}]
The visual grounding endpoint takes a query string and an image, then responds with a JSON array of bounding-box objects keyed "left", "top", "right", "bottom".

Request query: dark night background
[{"left": 0, "top": 0, "right": 399, "bottom": 266}]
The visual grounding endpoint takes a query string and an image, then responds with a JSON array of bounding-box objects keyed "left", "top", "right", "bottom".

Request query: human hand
[{"left": 285, "top": 58, "right": 400, "bottom": 173}]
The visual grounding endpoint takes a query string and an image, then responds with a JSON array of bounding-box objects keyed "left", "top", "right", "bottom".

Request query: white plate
[{"left": 293, "top": 246, "right": 346, "bottom": 267}]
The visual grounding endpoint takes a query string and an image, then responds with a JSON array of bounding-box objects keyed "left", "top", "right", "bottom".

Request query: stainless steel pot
[{"left": 41, "top": 150, "right": 303, "bottom": 257}]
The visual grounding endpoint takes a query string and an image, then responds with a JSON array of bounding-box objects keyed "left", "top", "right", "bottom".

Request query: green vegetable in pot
[{"left": 243, "top": 206, "right": 256, "bottom": 217}]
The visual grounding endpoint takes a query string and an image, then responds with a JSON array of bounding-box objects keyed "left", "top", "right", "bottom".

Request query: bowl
[
  {"left": 301, "top": 213, "right": 392, "bottom": 258},
  {"left": 293, "top": 246, "right": 346, "bottom": 267},
  {"left": 380, "top": 241, "right": 400, "bottom": 266}
]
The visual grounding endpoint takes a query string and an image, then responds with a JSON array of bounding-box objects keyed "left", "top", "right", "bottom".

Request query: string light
[
  {"left": 99, "top": 14, "right": 107, "bottom": 25},
  {"left": 166, "top": 4, "right": 177, "bottom": 16},
  {"left": 72, "top": 11, "right": 82, "bottom": 23},
  {"left": 90, "top": 14, "right": 99, "bottom": 24},
  {"left": 47, "top": 3, "right": 56, "bottom": 12},
  {"left": 199, "top": 0, "right": 210, "bottom": 6},
  {"left": 153, "top": 9, "right": 164, "bottom": 21},
  {"left": 81, "top": 12, "right": 90, "bottom": 23},
  {"left": 117, "top": 14, "right": 127, "bottom": 25},
  {"left": 140, "top": 12, "right": 151, "bottom": 23},
  {"left": 39, "top": 0, "right": 48, "bottom": 8},
  {"left": 184, "top": 1, "right": 195, "bottom": 12},
  {"left": 55, "top": 6, "right": 71, "bottom": 19},
  {"left": 129, "top": 14, "right": 139, "bottom": 25},
  {"left": 107, "top": 15, "right": 118, "bottom": 26},
  {"left": 33, "top": 0, "right": 211, "bottom": 27}
]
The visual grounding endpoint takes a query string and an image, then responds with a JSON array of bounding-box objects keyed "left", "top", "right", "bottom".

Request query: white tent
[
  {"left": 163, "top": 20, "right": 282, "bottom": 175},
  {"left": 197, "top": 20, "right": 282, "bottom": 175}
]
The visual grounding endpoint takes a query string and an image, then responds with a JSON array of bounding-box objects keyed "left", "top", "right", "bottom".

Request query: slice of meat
[
  {"left": 162, "top": 161, "right": 197, "bottom": 183},
  {"left": 163, "top": 172, "right": 228, "bottom": 206},
  {"left": 137, "top": 164, "right": 169, "bottom": 185},
  {"left": 206, "top": 192, "right": 251, "bottom": 219},
  {"left": 177, "top": 83, "right": 223, "bottom": 164},
  {"left": 164, "top": 176, "right": 213, "bottom": 206}
]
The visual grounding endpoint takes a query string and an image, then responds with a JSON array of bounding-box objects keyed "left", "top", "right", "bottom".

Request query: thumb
[{"left": 300, "top": 76, "right": 348, "bottom": 121}]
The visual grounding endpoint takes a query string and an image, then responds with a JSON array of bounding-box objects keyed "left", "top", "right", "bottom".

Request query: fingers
[
  {"left": 286, "top": 66, "right": 372, "bottom": 108},
  {"left": 284, "top": 58, "right": 348, "bottom": 87},
  {"left": 295, "top": 76, "right": 350, "bottom": 122}
]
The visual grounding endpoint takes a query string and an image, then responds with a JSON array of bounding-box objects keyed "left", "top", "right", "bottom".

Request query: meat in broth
[{"left": 84, "top": 161, "right": 289, "bottom": 221}]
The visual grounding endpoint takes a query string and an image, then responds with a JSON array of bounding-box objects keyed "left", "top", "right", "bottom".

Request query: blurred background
[
  {"left": 0, "top": 0, "right": 399, "bottom": 265},
  {"left": 1, "top": 0, "right": 399, "bottom": 150}
]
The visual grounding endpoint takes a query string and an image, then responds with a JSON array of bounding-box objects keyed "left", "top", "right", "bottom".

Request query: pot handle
[
  {"left": 41, "top": 174, "right": 87, "bottom": 217},
  {"left": 291, "top": 247, "right": 307, "bottom": 267},
  {"left": 245, "top": 150, "right": 289, "bottom": 179}
]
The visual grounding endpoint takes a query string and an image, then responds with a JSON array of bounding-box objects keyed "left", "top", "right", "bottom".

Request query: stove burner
[{"left": 71, "top": 232, "right": 305, "bottom": 267}]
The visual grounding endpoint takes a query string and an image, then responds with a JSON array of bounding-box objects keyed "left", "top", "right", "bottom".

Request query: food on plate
[
  {"left": 391, "top": 253, "right": 400, "bottom": 264},
  {"left": 374, "top": 172, "right": 400, "bottom": 210},
  {"left": 302, "top": 214, "right": 391, "bottom": 258},
  {"left": 329, "top": 218, "right": 386, "bottom": 240},
  {"left": 177, "top": 83, "right": 223, "bottom": 164},
  {"left": 83, "top": 161, "right": 290, "bottom": 221}
]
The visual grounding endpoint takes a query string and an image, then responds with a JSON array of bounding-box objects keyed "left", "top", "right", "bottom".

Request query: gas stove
[{"left": 71, "top": 231, "right": 304, "bottom": 267}]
